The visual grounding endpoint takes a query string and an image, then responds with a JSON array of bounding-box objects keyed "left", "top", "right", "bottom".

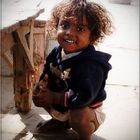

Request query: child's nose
[{"left": 66, "top": 26, "right": 76, "bottom": 36}]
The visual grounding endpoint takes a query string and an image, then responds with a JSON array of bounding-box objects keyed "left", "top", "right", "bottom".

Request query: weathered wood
[
  {"left": 1, "top": 22, "right": 20, "bottom": 34},
  {"left": 33, "top": 33, "right": 46, "bottom": 83},
  {"left": 34, "top": 33, "right": 46, "bottom": 57},
  {"left": 1, "top": 33, "right": 15, "bottom": 68},
  {"left": 13, "top": 42, "right": 33, "bottom": 112},
  {"left": 1, "top": 9, "right": 45, "bottom": 34},
  {"left": 15, "top": 26, "right": 34, "bottom": 71},
  {"left": 29, "top": 20, "right": 34, "bottom": 65},
  {"left": 12, "top": 20, "right": 48, "bottom": 112},
  {"left": 34, "top": 20, "right": 46, "bottom": 27},
  {"left": 33, "top": 27, "right": 45, "bottom": 34},
  {"left": 1, "top": 8, "right": 46, "bottom": 112},
  {"left": 1, "top": 33, "right": 15, "bottom": 54},
  {"left": 13, "top": 24, "right": 35, "bottom": 112},
  {"left": 2, "top": 50, "right": 13, "bottom": 68}
]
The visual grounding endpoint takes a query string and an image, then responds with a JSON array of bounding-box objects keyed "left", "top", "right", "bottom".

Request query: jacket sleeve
[{"left": 67, "top": 61, "right": 104, "bottom": 108}]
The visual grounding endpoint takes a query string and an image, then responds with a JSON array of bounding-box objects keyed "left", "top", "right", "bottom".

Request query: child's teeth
[{"left": 66, "top": 40, "right": 74, "bottom": 43}]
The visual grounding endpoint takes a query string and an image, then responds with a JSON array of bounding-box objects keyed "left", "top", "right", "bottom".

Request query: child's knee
[
  {"left": 69, "top": 108, "right": 91, "bottom": 128},
  {"left": 69, "top": 107, "right": 100, "bottom": 133},
  {"left": 70, "top": 114, "right": 87, "bottom": 128}
]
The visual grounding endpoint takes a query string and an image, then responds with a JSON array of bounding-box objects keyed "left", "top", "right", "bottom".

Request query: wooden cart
[{"left": 1, "top": 9, "right": 48, "bottom": 112}]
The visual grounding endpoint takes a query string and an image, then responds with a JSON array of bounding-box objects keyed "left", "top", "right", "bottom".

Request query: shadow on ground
[{"left": 7, "top": 106, "right": 106, "bottom": 140}]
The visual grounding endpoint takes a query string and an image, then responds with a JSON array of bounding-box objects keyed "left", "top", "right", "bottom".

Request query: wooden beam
[
  {"left": 1, "top": 33, "right": 15, "bottom": 68},
  {"left": 34, "top": 20, "right": 46, "bottom": 27},
  {"left": 0, "top": 9, "right": 45, "bottom": 34},
  {"left": 1, "top": 22, "right": 20, "bottom": 34},
  {"left": 13, "top": 43, "right": 32, "bottom": 112},
  {"left": 2, "top": 50, "right": 13, "bottom": 68},
  {"left": 29, "top": 20, "right": 34, "bottom": 65},
  {"left": 14, "top": 26, "right": 34, "bottom": 71},
  {"left": 33, "top": 27, "right": 45, "bottom": 34},
  {"left": 1, "top": 33, "right": 15, "bottom": 54}
]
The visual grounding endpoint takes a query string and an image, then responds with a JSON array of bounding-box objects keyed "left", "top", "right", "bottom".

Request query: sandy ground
[{"left": 1, "top": 85, "right": 139, "bottom": 140}]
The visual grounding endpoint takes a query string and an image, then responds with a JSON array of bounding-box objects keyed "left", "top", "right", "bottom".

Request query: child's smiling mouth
[{"left": 64, "top": 39, "right": 76, "bottom": 44}]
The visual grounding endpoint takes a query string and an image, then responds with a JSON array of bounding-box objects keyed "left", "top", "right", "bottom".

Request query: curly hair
[{"left": 47, "top": 0, "right": 114, "bottom": 45}]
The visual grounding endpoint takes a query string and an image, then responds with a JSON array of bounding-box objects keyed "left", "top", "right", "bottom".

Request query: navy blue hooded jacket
[{"left": 40, "top": 45, "right": 112, "bottom": 111}]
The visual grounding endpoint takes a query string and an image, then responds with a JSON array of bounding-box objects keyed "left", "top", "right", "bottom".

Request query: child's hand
[
  {"left": 32, "top": 74, "right": 48, "bottom": 95},
  {"left": 32, "top": 74, "right": 65, "bottom": 107},
  {"left": 38, "top": 74, "right": 49, "bottom": 92},
  {"left": 32, "top": 87, "right": 53, "bottom": 107},
  {"left": 32, "top": 74, "right": 54, "bottom": 107}
]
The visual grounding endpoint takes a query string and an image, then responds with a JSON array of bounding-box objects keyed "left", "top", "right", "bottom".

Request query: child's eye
[
  {"left": 60, "top": 21, "right": 70, "bottom": 30},
  {"left": 77, "top": 25, "right": 86, "bottom": 32}
]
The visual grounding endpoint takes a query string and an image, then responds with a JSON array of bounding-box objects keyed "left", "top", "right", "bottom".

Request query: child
[{"left": 33, "top": 0, "right": 113, "bottom": 139}]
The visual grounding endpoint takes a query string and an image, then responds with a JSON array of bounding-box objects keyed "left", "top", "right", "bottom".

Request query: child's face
[{"left": 57, "top": 15, "right": 92, "bottom": 54}]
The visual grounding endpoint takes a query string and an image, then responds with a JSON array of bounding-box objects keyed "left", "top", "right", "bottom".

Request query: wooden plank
[
  {"left": 33, "top": 27, "right": 45, "bottom": 34},
  {"left": 1, "top": 33, "right": 15, "bottom": 54},
  {"left": 1, "top": 22, "right": 20, "bottom": 34},
  {"left": 1, "top": 33, "right": 15, "bottom": 69},
  {"left": 15, "top": 26, "right": 34, "bottom": 71},
  {"left": 28, "top": 24, "right": 34, "bottom": 67},
  {"left": 2, "top": 50, "right": 13, "bottom": 68},
  {"left": 1, "top": 9, "right": 44, "bottom": 33},
  {"left": 34, "top": 20, "right": 46, "bottom": 27},
  {"left": 13, "top": 44, "right": 32, "bottom": 112},
  {"left": 29, "top": 20, "right": 34, "bottom": 63}
]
